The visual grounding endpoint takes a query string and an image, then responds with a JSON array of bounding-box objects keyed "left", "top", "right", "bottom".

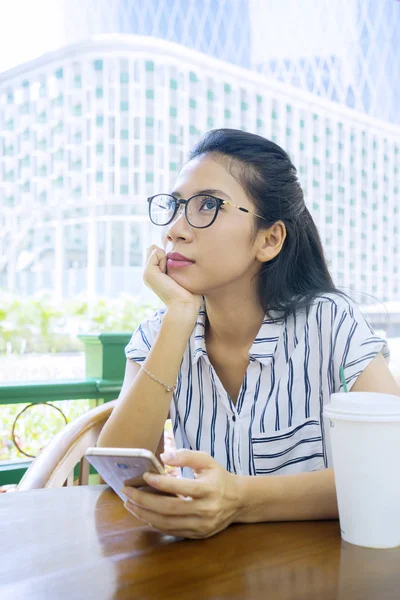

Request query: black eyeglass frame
[{"left": 147, "top": 194, "right": 268, "bottom": 229}]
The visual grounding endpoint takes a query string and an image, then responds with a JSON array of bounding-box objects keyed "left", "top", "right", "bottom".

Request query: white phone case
[{"left": 85, "top": 447, "right": 165, "bottom": 501}]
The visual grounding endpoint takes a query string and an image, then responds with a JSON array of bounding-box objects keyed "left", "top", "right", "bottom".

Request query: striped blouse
[{"left": 125, "top": 293, "right": 390, "bottom": 478}]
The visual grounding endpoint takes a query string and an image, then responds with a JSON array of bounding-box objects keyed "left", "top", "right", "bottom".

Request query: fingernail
[
  {"left": 161, "top": 451, "right": 176, "bottom": 462},
  {"left": 143, "top": 472, "right": 158, "bottom": 482}
]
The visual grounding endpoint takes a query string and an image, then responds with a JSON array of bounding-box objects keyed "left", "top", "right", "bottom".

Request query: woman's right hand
[{"left": 143, "top": 246, "right": 203, "bottom": 321}]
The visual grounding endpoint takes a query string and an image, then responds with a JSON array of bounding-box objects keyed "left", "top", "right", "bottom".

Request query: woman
[{"left": 98, "top": 129, "right": 399, "bottom": 538}]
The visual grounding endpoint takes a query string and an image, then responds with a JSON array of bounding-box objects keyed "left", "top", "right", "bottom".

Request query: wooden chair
[{"left": 17, "top": 399, "right": 117, "bottom": 491}]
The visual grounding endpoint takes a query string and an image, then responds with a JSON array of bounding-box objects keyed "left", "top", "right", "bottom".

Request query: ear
[{"left": 255, "top": 221, "right": 287, "bottom": 263}]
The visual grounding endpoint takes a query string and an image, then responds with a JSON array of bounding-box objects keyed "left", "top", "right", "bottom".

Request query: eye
[
  {"left": 166, "top": 197, "right": 175, "bottom": 210},
  {"left": 198, "top": 196, "right": 218, "bottom": 211}
]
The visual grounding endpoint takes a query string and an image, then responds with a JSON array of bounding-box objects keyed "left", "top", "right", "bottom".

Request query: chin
[{"left": 168, "top": 271, "right": 205, "bottom": 295}]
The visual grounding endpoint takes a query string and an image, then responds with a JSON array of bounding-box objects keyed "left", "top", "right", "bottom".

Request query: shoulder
[
  {"left": 309, "top": 291, "right": 357, "bottom": 310},
  {"left": 307, "top": 292, "right": 367, "bottom": 322},
  {"left": 308, "top": 292, "right": 390, "bottom": 360},
  {"left": 289, "top": 292, "right": 375, "bottom": 340},
  {"left": 125, "top": 307, "right": 167, "bottom": 358},
  {"left": 138, "top": 307, "right": 168, "bottom": 330},
  {"left": 135, "top": 306, "right": 168, "bottom": 340}
]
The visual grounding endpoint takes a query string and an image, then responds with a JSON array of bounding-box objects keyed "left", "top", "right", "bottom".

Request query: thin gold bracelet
[{"left": 141, "top": 365, "right": 177, "bottom": 393}]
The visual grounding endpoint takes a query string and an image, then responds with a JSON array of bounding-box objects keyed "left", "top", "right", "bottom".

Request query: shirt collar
[{"left": 192, "top": 305, "right": 284, "bottom": 366}]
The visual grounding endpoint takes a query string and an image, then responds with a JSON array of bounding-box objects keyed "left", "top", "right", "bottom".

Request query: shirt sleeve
[
  {"left": 331, "top": 295, "right": 390, "bottom": 392},
  {"left": 125, "top": 309, "right": 166, "bottom": 364}
]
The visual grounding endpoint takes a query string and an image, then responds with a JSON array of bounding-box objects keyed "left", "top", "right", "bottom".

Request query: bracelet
[{"left": 141, "top": 365, "right": 177, "bottom": 393}]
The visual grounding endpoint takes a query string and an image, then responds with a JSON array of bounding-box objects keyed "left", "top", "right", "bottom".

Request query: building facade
[
  {"left": 39, "top": 0, "right": 400, "bottom": 126},
  {"left": 0, "top": 35, "right": 399, "bottom": 302}
]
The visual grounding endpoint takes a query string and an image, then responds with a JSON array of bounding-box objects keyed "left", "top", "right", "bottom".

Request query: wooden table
[{"left": 1, "top": 485, "right": 399, "bottom": 599}]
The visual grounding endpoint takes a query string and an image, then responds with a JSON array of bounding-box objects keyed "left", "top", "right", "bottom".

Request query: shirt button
[{"left": 232, "top": 415, "right": 236, "bottom": 422}]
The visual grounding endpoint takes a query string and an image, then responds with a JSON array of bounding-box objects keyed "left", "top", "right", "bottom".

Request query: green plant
[
  {"left": 1, "top": 400, "right": 94, "bottom": 461},
  {"left": 0, "top": 292, "right": 162, "bottom": 355},
  {"left": 0, "top": 292, "right": 163, "bottom": 463}
]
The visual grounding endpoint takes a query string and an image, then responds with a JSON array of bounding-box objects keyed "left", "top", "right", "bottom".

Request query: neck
[{"left": 204, "top": 284, "right": 265, "bottom": 350}]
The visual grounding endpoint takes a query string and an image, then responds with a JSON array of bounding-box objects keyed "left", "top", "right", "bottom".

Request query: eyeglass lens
[{"left": 150, "top": 195, "right": 218, "bottom": 228}]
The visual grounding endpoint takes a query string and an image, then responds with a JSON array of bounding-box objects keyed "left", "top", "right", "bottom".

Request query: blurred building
[
  {"left": 49, "top": 0, "right": 400, "bottom": 125},
  {"left": 0, "top": 0, "right": 399, "bottom": 303}
]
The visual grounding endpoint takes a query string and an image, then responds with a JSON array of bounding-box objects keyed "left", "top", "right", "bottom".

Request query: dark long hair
[{"left": 189, "top": 128, "right": 341, "bottom": 320}]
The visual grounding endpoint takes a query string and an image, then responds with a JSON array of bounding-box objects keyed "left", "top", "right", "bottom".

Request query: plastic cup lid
[{"left": 325, "top": 392, "right": 400, "bottom": 417}]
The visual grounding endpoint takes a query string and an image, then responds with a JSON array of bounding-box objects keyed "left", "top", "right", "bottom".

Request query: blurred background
[{"left": 0, "top": 0, "right": 399, "bottom": 464}]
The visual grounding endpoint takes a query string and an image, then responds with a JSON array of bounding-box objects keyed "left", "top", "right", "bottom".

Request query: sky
[
  {"left": 0, "top": 0, "right": 356, "bottom": 74},
  {"left": 0, "top": 0, "right": 67, "bottom": 73}
]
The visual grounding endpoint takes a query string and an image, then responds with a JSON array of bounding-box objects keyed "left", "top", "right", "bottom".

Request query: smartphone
[{"left": 85, "top": 447, "right": 165, "bottom": 501}]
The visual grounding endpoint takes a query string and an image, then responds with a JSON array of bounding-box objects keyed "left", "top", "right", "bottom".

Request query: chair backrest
[{"left": 17, "top": 399, "right": 117, "bottom": 491}]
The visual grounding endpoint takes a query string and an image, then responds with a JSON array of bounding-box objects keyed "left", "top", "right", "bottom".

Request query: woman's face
[{"left": 161, "top": 153, "right": 280, "bottom": 296}]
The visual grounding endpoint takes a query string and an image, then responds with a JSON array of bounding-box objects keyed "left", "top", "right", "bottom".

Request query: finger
[
  {"left": 136, "top": 484, "right": 176, "bottom": 497},
  {"left": 149, "top": 246, "right": 164, "bottom": 259},
  {"left": 146, "top": 244, "right": 160, "bottom": 255},
  {"left": 124, "top": 502, "right": 228, "bottom": 540},
  {"left": 146, "top": 245, "right": 158, "bottom": 260},
  {"left": 124, "top": 500, "right": 200, "bottom": 536},
  {"left": 121, "top": 485, "right": 202, "bottom": 516},
  {"left": 161, "top": 449, "right": 216, "bottom": 473},
  {"left": 159, "top": 254, "right": 167, "bottom": 273},
  {"left": 142, "top": 472, "right": 206, "bottom": 499},
  {"left": 146, "top": 245, "right": 163, "bottom": 264}
]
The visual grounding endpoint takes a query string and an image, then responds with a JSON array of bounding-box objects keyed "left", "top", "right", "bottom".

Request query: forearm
[
  {"left": 97, "top": 310, "right": 194, "bottom": 452},
  {"left": 233, "top": 468, "right": 338, "bottom": 523}
]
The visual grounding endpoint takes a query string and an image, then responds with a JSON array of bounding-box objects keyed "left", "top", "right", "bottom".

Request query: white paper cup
[{"left": 324, "top": 392, "right": 400, "bottom": 549}]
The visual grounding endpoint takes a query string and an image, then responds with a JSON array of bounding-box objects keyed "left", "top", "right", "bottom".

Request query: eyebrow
[{"left": 171, "top": 188, "right": 232, "bottom": 200}]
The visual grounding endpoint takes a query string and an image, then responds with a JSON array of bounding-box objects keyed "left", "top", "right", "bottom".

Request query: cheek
[
  {"left": 203, "top": 231, "right": 254, "bottom": 274},
  {"left": 213, "top": 225, "right": 249, "bottom": 253}
]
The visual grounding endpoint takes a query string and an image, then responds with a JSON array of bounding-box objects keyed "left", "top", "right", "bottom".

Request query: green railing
[{"left": 0, "top": 333, "right": 131, "bottom": 486}]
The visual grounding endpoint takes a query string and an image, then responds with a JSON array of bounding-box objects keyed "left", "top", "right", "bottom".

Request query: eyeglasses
[{"left": 147, "top": 194, "right": 268, "bottom": 229}]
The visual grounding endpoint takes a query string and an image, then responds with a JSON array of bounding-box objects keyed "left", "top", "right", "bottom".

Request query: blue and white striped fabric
[{"left": 125, "top": 293, "right": 390, "bottom": 478}]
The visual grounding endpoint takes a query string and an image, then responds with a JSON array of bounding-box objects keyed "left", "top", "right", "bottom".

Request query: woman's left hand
[{"left": 122, "top": 449, "right": 242, "bottom": 539}]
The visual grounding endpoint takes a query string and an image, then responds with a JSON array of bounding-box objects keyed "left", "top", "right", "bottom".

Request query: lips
[
  {"left": 166, "top": 252, "right": 195, "bottom": 269},
  {"left": 167, "top": 252, "right": 195, "bottom": 263}
]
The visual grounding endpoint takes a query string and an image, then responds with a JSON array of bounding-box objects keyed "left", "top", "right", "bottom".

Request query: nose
[{"left": 164, "top": 203, "right": 193, "bottom": 242}]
